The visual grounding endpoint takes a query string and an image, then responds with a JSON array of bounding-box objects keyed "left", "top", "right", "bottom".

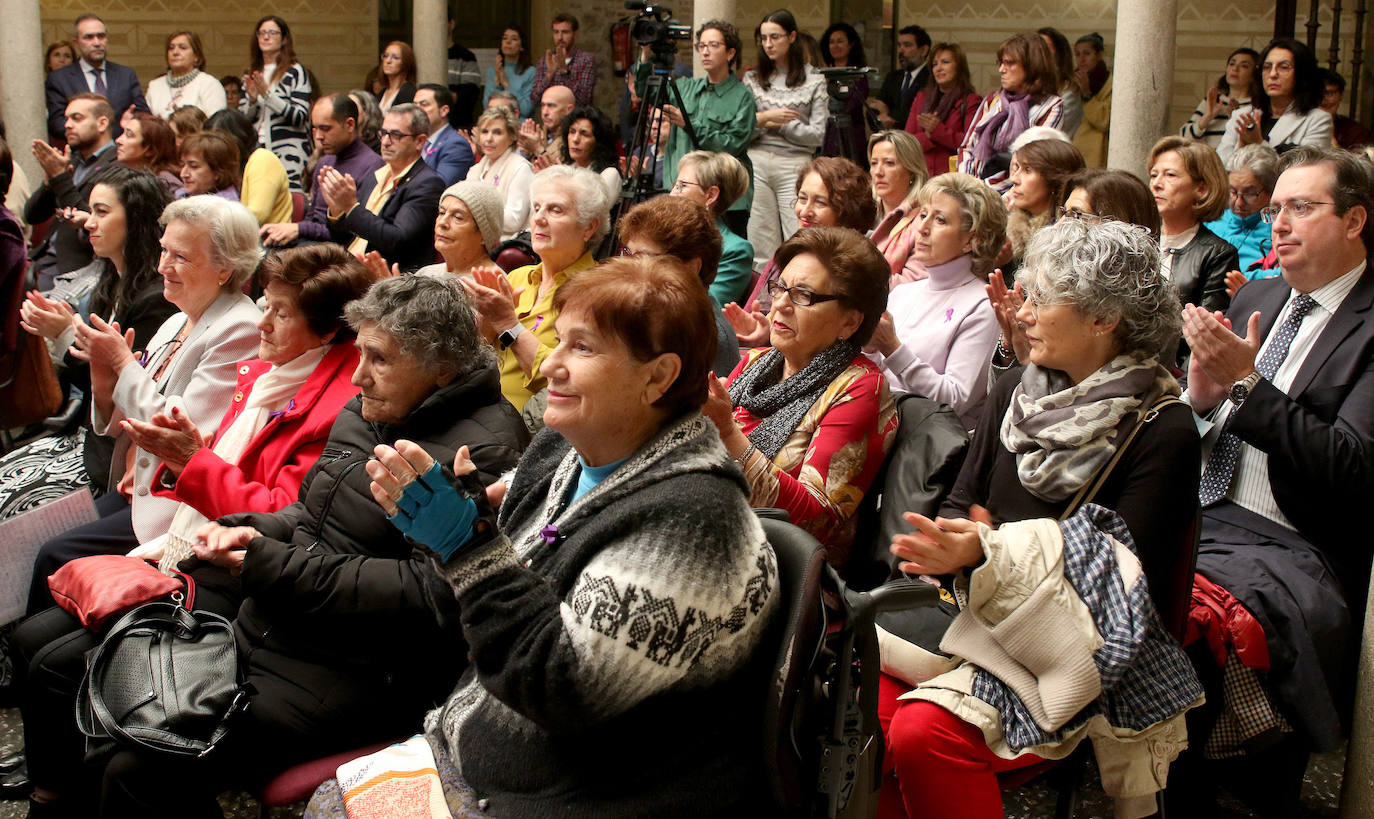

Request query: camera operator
[{"left": 662, "top": 20, "right": 757, "bottom": 237}]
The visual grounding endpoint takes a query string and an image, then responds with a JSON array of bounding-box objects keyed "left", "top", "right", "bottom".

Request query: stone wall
[{"left": 39, "top": 0, "right": 378, "bottom": 100}]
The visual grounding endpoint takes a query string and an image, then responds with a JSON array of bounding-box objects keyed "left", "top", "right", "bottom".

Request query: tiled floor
[{"left": 0, "top": 705, "right": 1345, "bottom": 817}]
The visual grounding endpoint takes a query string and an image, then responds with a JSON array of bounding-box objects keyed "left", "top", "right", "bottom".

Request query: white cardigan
[
  {"left": 95, "top": 290, "right": 260, "bottom": 541},
  {"left": 1217, "top": 105, "right": 1332, "bottom": 162}
]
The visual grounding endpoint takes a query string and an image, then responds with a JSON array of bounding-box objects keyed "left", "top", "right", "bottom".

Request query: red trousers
[{"left": 877, "top": 673, "right": 1046, "bottom": 819}]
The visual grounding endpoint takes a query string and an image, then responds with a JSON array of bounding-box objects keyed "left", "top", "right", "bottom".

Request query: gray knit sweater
[{"left": 426, "top": 413, "right": 779, "bottom": 818}]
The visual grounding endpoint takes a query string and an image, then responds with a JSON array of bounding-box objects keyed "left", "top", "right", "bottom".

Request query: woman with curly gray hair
[
  {"left": 879, "top": 218, "right": 1201, "bottom": 818},
  {"left": 92, "top": 273, "right": 528, "bottom": 816}
]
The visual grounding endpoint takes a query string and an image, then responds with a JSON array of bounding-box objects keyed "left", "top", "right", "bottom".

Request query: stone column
[
  {"left": 413, "top": 0, "right": 448, "bottom": 86},
  {"left": 692, "top": 0, "right": 737, "bottom": 77},
  {"left": 0, "top": 0, "right": 47, "bottom": 186},
  {"left": 1106, "top": 0, "right": 1179, "bottom": 178},
  {"left": 1341, "top": 563, "right": 1374, "bottom": 817}
]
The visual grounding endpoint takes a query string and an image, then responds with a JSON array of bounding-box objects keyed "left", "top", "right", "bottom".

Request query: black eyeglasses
[
  {"left": 377, "top": 129, "right": 415, "bottom": 142},
  {"left": 766, "top": 281, "right": 843, "bottom": 307}
]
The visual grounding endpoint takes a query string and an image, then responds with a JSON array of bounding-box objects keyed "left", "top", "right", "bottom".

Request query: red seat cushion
[{"left": 257, "top": 739, "right": 398, "bottom": 806}]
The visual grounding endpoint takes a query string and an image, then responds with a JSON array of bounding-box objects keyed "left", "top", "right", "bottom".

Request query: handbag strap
[{"left": 1058, "top": 395, "right": 1184, "bottom": 521}]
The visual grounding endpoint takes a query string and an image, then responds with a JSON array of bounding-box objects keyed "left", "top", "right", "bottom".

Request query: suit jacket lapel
[
  {"left": 1267, "top": 110, "right": 1301, "bottom": 147},
  {"left": 1288, "top": 268, "right": 1374, "bottom": 397}
]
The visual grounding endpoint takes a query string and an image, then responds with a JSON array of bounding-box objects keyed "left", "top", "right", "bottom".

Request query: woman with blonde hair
[
  {"left": 864, "top": 173, "right": 1006, "bottom": 427},
  {"left": 671, "top": 149, "right": 754, "bottom": 307},
  {"left": 1148, "top": 135, "right": 1234, "bottom": 313},
  {"left": 471, "top": 106, "right": 533, "bottom": 239},
  {"left": 867, "top": 130, "right": 930, "bottom": 285}
]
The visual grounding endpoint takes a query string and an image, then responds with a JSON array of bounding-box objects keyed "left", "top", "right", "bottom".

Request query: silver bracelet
[{"left": 734, "top": 443, "right": 755, "bottom": 468}]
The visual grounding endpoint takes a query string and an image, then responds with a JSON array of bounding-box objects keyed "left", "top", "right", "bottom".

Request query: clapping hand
[
  {"left": 985, "top": 269, "right": 1029, "bottom": 364},
  {"left": 19, "top": 291, "right": 75, "bottom": 339},
  {"left": 863, "top": 311, "right": 899, "bottom": 357},
  {"left": 1224, "top": 270, "right": 1247, "bottom": 300},
  {"left": 723, "top": 300, "right": 770, "bottom": 347},
  {"left": 890, "top": 511, "right": 985, "bottom": 576},
  {"left": 319, "top": 166, "right": 359, "bottom": 216},
  {"left": 32, "top": 139, "right": 72, "bottom": 180},
  {"left": 1181, "top": 303, "right": 1260, "bottom": 413},
  {"left": 120, "top": 405, "right": 210, "bottom": 477},
  {"left": 368, "top": 441, "right": 497, "bottom": 562},
  {"left": 358, "top": 250, "right": 400, "bottom": 280}
]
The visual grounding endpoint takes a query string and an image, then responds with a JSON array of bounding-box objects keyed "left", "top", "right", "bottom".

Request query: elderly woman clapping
[
  {"left": 462, "top": 164, "right": 611, "bottom": 414},
  {"left": 879, "top": 220, "right": 1200, "bottom": 818},
  {"left": 864, "top": 173, "right": 1007, "bottom": 428},
  {"left": 25, "top": 195, "right": 263, "bottom": 613},
  {"left": 304, "top": 255, "right": 779, "bottom": 818},
  {"left": 705, "top": 226, "right": 897, "bottom": 566},
  {"left": 416, "top": 180, "right": 506, "bottom": 281},
  {"left": 92, "top": 274, "right": 528, "bottom": 814}
]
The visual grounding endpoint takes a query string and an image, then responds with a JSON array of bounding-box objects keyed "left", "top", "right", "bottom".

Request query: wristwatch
[
  {"left": 497, "top": 323, "right": 525, "bottom": 350},
  {"left": 1228, "top": 371, "right": 1263, "bottom": 406}
]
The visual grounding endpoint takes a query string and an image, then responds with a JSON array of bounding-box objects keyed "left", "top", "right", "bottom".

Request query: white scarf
[{"left": 135, "top": 346, "right": 329, "bottom": 573}]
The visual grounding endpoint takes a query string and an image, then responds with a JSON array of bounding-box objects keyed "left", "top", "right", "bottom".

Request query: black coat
[
  {"left": 1169, "top": 224, "right": 1236, "bottom": 314},
  {"left": 328, "top": 158, "right": 445, "bottom": 273},
  {"left": 213, "top": 362, "right": 528, "bottom": 714}
]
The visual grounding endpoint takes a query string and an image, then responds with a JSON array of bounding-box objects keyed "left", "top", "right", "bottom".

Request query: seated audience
[
  {"left": 306, "top": 256, "right": 776, "bottom": 817},
  {"left": 1208, "top": 143, "right": 1279, "bottom": 290},
  {"left": 26, "top": 93, "right": 118, "bottom": 289},
  {"left": 115, "top": 112, "right": 184, "bottom": 198},
  {"left": 705, "top": 226, "right": 897, "bottom": 565},
  {"left": 207, "top": 108, "right": 293, "bottom": 226},
  {"left": 1181, "top": 48, "right": 1259, "bottom": 149},
  {"left": 1071, "top": 32, "right": 1112, "bottom": 167},
  {"left": 417, "top": 180, "right": 505, "bottom": 280},
  {"left": 179, "top": 131, "right": 241, "bottom": 200},
  {"left": 470, "top": 106, "right": 533, "bottom": 240},
  {"left": 486, "top": 89, "right": 522, "bottom": 118},
  {"left": 1060, "top": 167, "right": 1162, "bottom": 235},
  {"left": 414, "top": 83, "right": 475, "bottom": 186},
  {"left": 957, "top": 33, "right": 1064, "bottom": 191},
  {"left": 865, "top": 173, "right": 1006, "bottom": 428},
  {"left": 1150, "top": 136, "right": 1235, "bottom": 314},
  {"left": 221, "top": 74, "right": 243, "bottom": 109},
  {"left": 906, "top": 42, "right": 982, "bottom": 179},
  {"left": 324, "top": 103, "right": 445, "bottom": 273},
  {"left": 881, "top": 218, "right": 1200, "bottom": 819},
  {"left": 11, "top": 244, "right": 371, "bottom": 814},
  {"left": 86, "top": 274, "right": 527, "bottom": 816},
  {"left": 1004, "top": 138, "right": 1085, "bottom": 273},
  {"left": 618, "top": 194, "right": 739, "bottom": 378},
  {"left": 3, "top": 168, "right": 176, "bottom": 520},
  {"left": 349, "top": 88, "right": 384, "bottom": 154},
  {"left": 1218, "top": 38, "right": 1332, "bottom": 162},
  {"left": 168, "top": 104, "right": 206, "bottom": 148},
  {"left": 518, "top": 85, "right": 575, "bottom": 165},
  {"left": 146, "top": 30, "right": 226, "bottom": 118},
  {"left": 547, "top": 105, "right": 621, "bottom": 203},
  {"left": 463, "top": 165, "right": 610, "bottom": 414},
  {"left": 260, "top": 94, "right": 384, "bottom": 249},
  {"left": 1174, "top": 146, "right": 1374, "bottom": 816},
  {"left": 867, "top": 130, "right": 931, "bottom": 285},
  {"left": 671, "top": 150, "right": 754, "bottom": 307},
  {"left": 729, "top": 156, "right": 878, "bottom": 347},
  {"left": 1320, "top": 69, "right": 1370, "bottom": 149}
]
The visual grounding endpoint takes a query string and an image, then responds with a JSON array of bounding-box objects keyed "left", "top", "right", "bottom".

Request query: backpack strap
[{"left": 1059, "top": 395, "right": 1185, "bottom": 521}]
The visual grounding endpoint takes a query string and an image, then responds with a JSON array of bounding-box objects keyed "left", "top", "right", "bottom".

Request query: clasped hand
[
  {"left": 890, "top": 505, "right": 992, "bottom": 577},
  {"left": 367, "top": 440, "right": 497, "bottom": 563}
]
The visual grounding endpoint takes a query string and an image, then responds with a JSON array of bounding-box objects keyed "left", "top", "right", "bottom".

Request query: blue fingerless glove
[{"left": 388, "top": 460, "right": 483, "bottom": 562}]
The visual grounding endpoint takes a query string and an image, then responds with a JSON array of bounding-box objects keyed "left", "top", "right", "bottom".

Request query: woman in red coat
[{"left": 905, "top": 43, "right": 982, "bottom": 179}]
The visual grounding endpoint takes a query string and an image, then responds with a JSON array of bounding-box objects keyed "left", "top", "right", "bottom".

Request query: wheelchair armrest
[{"left": 868, "top": 575, "right": 942, "bottom": 613}]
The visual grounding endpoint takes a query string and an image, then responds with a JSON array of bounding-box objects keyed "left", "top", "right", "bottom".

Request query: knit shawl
[{"left": 729, "top": 339, "right": 862, "bottom": 459}]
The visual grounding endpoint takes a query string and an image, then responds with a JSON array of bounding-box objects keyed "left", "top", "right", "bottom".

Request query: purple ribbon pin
[
  {"left": 944, "top": 308, "right": 954, "bottom": 323},
  {"left": 540, "top": 524, "right": 560, "bottom": 546}
]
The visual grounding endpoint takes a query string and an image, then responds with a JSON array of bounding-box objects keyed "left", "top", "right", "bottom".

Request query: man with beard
[{"left": 875, "top": 25, "right": 931, "bottom": 129}]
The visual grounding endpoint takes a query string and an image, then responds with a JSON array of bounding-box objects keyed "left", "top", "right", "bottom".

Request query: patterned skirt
[
  {"left": 304, "top": 733, "right": 485, "bottom": 819},
  {"left": 0, "top": 430, "right": 90, "bottom": 521}
]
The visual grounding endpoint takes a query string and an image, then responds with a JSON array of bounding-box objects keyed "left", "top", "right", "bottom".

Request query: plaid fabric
[
  {"left": 531, "top": 48, "right": 596, "bottom": 108},
  {"left": 1204, "top": 649, "right": 1293, "bottom": 759},
  {"left": 971, "top": 504, "right": 1204, "bottom": 750}
]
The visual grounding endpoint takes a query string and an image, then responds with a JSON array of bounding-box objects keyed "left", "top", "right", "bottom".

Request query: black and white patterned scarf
[
  {"left": 999, "top": 354, "right": 1178, "bottom": 502},
  {"left": 728, "top": 340, "right": 861, "bottom": 460}
]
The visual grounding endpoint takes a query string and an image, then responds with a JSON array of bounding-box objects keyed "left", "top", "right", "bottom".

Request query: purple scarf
[{"left": 972, "top": 91, "right": 1032, "bottom": 164}]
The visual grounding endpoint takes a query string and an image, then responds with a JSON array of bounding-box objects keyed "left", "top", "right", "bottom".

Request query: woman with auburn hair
[
  {"left": 1148, "top": 135, "right": 1235, "bottom": 314},
  {"left": 1004, "top": 138, "right": 1085, "bottom": 272},
  {"left": 116, "top": 112, "right": 184, "bottom": 197},
  {"left": 743, "top": 8, "right": 828, "bottom": 270},
  {"left": 241, "top": 15, "right": 313, "bottom": 192},
  {"left": 957, "top": 33, "right": 1064, "bottom": 191},
  {"left": 727, "top": 156, "right": 877, "bottom": 347},
  {"left": 146, "top": 30, "right": 226, "bottom": 118},
  {"left": 179, "top": 131, "right": 242, "bottom": 200},
  {"left": 44, "top": 41, "right": 76, "bottom": 74},
  {"left": 371, "top": 40, "right": 417, "bottom": 113},
  {"left": 906, "top": 42, "right": 982, "bottom": 179}
]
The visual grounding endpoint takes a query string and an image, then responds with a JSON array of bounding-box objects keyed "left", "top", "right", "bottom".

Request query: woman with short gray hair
[
  {"left": 1209, "top": 142, "right": 1280, "bottom": 283},
  {"left": 463, "top": 164, "right": 610, "bottom": 414},
  {"left": 345, "top": 274, "right": 496, "bottom": 383},
  {"left": 881, "top": 218, "right": 1201, "bottom": 816}
]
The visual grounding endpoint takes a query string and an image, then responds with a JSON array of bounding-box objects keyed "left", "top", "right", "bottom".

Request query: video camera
[{"left": 625, "top": 0, "right": 692, "bottom": 64}]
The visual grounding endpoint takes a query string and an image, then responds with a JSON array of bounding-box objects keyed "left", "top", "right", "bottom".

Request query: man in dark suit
[
  {"left": 25, "top": 93, "right": 119, "bottom": 289},
  {"left": 874, "top": 25, "right": 930, "bottom": 130},
  {"left": 1178, "top": 146, "right": 1374, "bottom": 814},
  {"left": 44, "top": 14, "right": 148, "bottom": 142},
  {"left": 323, "top": 103, "right": 444, "bottom": 273},
  {"left": 414, "top": 84, "right": 474, "bottom": 186}
]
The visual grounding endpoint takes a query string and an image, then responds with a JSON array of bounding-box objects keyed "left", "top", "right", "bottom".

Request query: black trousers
[{"left": 27, "top": 491, "right": 135, "bottom": 615}]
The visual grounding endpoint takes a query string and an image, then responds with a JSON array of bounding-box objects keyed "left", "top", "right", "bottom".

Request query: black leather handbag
[{"left": 75, "top": 588, "right": 248, "bottom": 758}]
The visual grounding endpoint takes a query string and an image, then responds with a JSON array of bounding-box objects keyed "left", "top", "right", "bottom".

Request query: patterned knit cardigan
[
  {"left": 241, "top": 62, "right": 313, "bottom": 193},
  {"left": 426, "top": 413, "right": 780, "bottom": 819}
]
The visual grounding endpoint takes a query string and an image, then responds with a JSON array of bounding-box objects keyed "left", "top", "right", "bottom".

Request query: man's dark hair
[
  {"left": 1323, "top": 68, "right": 1347, "bottom": 93},
  {"left": 552, "top": 12, "right": 579, "bottom": 30},
  {"left": 899, "top": 25, "right": 931, "bottom": 49},
  {"left": 220, "top": 75, "right": 242, "bottom": 89},
  {"left": 417, "top": 83, "right": 453, "bottom": 110},
  {"left": 73, "top": 13, "right": 105, "bottom": 29},
  {"left": 1278, "top": 145, "right": 1374, "bottom": 252},
  {"left": 328, "top": 92, "right": 359, "bottom": 124}
]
